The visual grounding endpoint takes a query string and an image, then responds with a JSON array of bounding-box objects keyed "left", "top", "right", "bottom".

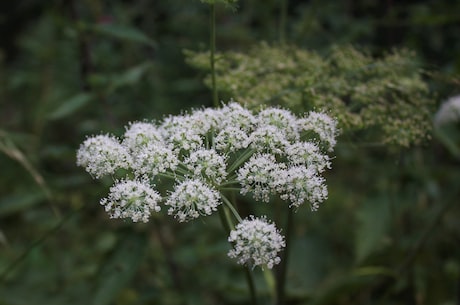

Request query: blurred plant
[
  {"left": 185, "top": 43, "right": 435, "bottom": 147},
  {"left": 433, "top": 95, "right": 460, "bottom": 158}
]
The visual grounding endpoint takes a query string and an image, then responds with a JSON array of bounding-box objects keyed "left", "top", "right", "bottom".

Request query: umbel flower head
[
  {"left": 165, "top": 178, "right": 221, "bottom": 222},
  {"left": 76, "top": 134, "right": 131, "bottom": 179},
  {"left": 228, "top": 216, "right": 286, "bottom": 269},
  {"left": 100, "top": 178, "right": 161, "bottom": 223},
  {"left": 434, "top": 95, "right": 460, "bottom": 127},
  {"left": 77, "top": 101, "right": 337, "bottom": 222}
]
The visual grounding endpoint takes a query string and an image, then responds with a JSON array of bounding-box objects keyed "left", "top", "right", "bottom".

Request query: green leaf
[
  {"left": 91, "top": 231, "right": 147, "bottom": 305},
  {"left": 47, "top": 93, "right": 93, "bottom": 120},
  {"left": 355, "top": 198, "right": 390, "bottom": 263},
  {"left": 92, "top": 24, "right": 156, "bottom": 47},
  {"left": 0, "top": 190, "right": 47, "bottom": 216},
  {"left": 108, "top": 62, "right": 153, "bottom": 93}
]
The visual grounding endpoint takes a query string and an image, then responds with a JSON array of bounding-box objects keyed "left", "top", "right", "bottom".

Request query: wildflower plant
[
  {"left": 77, "top": 102, "right": 338, "bottom": 271},
  {"left": 185, "top": 43, "right": 436, "bottom": 147}
]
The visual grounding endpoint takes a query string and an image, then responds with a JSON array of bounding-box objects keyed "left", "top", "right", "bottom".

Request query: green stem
[
  {"left": 245, "top": 267, "right": 259, "bottom": 305},
  {"left": 210, "top": 2, "right": 219, "bottom": 107},
  {"left": 218, "top": 194, "right": 258, "bottom": 304},
  {"left": 227, "top": 148, "right": 255, "bottom": 174},
  {"left": 279, "top": 0, "right": 287, "bottom": 44},
  {"left": 221, "top": 194, "right": 243, "bottom": 222},
  {"left": 275, "top": 206, "right": 293, "bottom": 305}
]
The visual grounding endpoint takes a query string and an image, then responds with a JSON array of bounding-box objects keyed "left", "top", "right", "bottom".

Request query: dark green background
[{"left": 0, "top": 1, "right": 459, "bottom": 304}]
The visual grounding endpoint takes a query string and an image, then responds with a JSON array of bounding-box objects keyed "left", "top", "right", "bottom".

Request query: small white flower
[
  {"left": 220, "top": 102, "right": 257, "bottom": 133},
  {"left": 237, "top": 153, "right": 284, "bottom": 202},
  {"left": 228, "top": 216, "right": 285, "bottom": 269},
  {"left": 76, "top": 134, "right": 131, "bottom": 179},
  {"left": 257, "top": 107, "right": 299, "bottom": 141},
  {"left": 122, "top": 121, "right": 163, "bottom": 154},
  {"left": 100, "top": 179, "right": 161, "bottom": 222},
  {"left": 434, "top": 95, "right": 460, "bottom": 127},
  {"left": 215, "top": 126, "right": 250, "bottom": 152},
  {"left": 190, "top": 107, "right": 224, "bottom": 133},
  {"left": 183, "top": 149, "right": 227, "bottom": 184},
  {"left": 298, "top": 112, "right": 338, "bottom": 151},
  {"left": 274, "top": 165, "right": 328, "bottom": 210},
  {"left": 165, "top": 178, "right": 221, "bottom": 222},
  {"left": 285, "top": 142, "right": 331, "bottom": 173},
  {"left": 160, "top": 114, "right": 204, "bottom": 152},
  {"left": 131, "top": 143, "right": 179, "bottom": 177},
  {"left": 249, "top": 125, "right": 290, "bottom": 155}
]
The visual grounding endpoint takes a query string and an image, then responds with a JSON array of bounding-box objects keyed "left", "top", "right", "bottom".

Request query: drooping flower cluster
[
  {"left": 77, "top": 101, "right": 338, "bottom": 268},
  {"left": 228, "top": 216, "right": 286, "bottom": 269}
]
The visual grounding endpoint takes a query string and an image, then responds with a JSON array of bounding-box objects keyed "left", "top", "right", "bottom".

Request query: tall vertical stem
[
  {"left": 275, "top": 207, "right": 293, "bottom": 305},
  {"left": 210, "top": 3, "right": 219, "bottom": 107},
  {"left": 279, "top": 0, "right": 287, "bottom": 44},
  {"left": 218, "top": 200, "right": 258, "bottom": 305},
  {"left": 245, "top": 267, "right": 259, "bottom": 305}
]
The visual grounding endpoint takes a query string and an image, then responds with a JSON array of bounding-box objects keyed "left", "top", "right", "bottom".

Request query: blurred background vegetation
[{"left": 0, "top": 0, "right": 459, "bottom": 304}]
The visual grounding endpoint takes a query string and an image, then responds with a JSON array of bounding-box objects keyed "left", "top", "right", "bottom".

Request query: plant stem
[
  {"left": 218, "top": 195, "right": 258, "bottom": 304},
  {"left": 245, "top": 267, "right": 259, "bottom": 305},
  {"left": 210, "top": 3, "right": 219, "bottom": 107},
  {"left": 279, "top": 0, "right": 288, "bottom": 44},
  {"left": 221, "top": 194, "right": 243, "bottom": 222},
  {"left": 275, "top": 206, "right": 293, "bottom": 305}
]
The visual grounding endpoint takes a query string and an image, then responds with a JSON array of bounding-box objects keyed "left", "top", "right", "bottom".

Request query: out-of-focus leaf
[
  {"left": 47, "top": 93, "right": 93, "bottom": 120},
  {"left": 355, "top": 198, "right": 390, "bottom": 263},
  {"left": 433, "top": 127, "right": 460, "bottom": 158},
  {"left": 0, "top": 190, "right": 47, "bottom": 217},
  {"left": 0, "top": 130, "right": 53, "bottom": 211},
  {"left": 90, "top": 231, "right": 147, "bottom": 305},
  {"left": 287, "top": 236, "right": 331, "bottom": 297},
  {"left": 352, "top": 266, "right": 396, "bottom": 278},
  {"left": 108, "top": 62, "right": 153, "bottom": 93},
  {"left": 92, "top": 23, "right": 156, "bottom": 47}
]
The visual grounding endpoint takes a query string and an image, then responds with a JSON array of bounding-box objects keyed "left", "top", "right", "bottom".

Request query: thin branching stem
[
  {"left": 210, "top": 3, "right": 219, "bottom": 107},
  {"left": 279, "top": 0, "right": 288, "bottom": 44},
  {"left": 275, "top": 206, "right": 293, "bottom": 305},
  {"left": 221, "top": 194, "right": 243, "bottom": 223},
  {"left": 245, "top": 267, "right": 259, "bottom": 305}
]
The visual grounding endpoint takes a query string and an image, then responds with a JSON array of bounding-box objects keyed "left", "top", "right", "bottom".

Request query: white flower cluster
[
  {"left": 100, "top": 179, "right": 161, "bottom": 223},
  {"left": 434, "top": 95, "right": 460, "bottom": 127},
  {"left": 77, "top": 101, "right": 337, "bottom": 267},
  {"left": 228, "top": 216, "right": 286, "bottom": 269}
]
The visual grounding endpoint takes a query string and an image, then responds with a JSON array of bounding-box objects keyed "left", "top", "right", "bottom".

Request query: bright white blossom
[
  {"left": 78, "top": 102, "right": 337, "bottom": 225},
  {"left": 298, "top": 112, "right": 338, "bottom": 151},
  {"left": 184, "top": 149, "right": 227, "bottom": 184},
  {"left": 131, "top": 142, "right": 179, "bottom": 176},
  {"left": 228, "top": 216, "right": 285, "bottom": 269},
  {"left": 257, "top": 108, "right": 299, "bottom": 141},
  {"left": 160, "top": 114, "right": 204, "bottom": 152},
  {"left": 76, "top": 134, "right": 131, "bottom": 179},
  {"left": 100, "top": 179, "right": 161, "bottom": 222},
  {"left": 274, "top": 166, "right": 328, "bottom": 210},
  {"left": 165, "top": 178, "right": 221, "bottom": 222},
  {"left": 237, "top": 153, "right": 285, "bottom": 202},
  {"left": 286, "top": 142, "right": 331, "bottom": 172},
  {"left": 122, "top": 122, "right": 163, "bottom": 154},
  {"left": 249, "top": 125, "right": 290, "bottom": 155},
  {"left": 78, "top": 102, "right": 337, "bottom": 269},
  {"left": 220, "top": 102, "right": 257, "bottom": 132},
  {"left": 434, "top": 95, "right": 460, "bottom": 127},
  {"left": 215, "top": 126, "right": 250, "bottom": 152}
]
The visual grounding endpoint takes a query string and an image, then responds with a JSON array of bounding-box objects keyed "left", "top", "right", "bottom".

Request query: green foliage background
[{"left": 0, "top": 0, "right": 459, "bottom": 304}]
